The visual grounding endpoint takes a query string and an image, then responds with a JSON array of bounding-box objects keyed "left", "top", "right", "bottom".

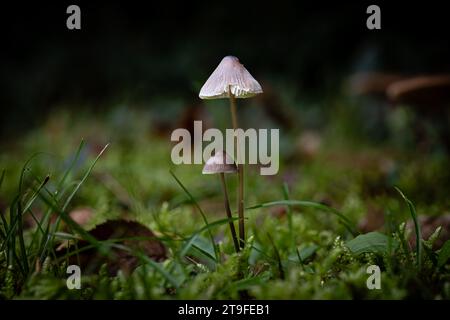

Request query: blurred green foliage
[{"left": 1, "top": 95, "right": 449, "bottom": 299}]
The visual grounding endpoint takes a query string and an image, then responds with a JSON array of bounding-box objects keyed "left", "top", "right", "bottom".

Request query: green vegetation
[{"left": 0, "top": 100, "right": 449, "bottom": 299}]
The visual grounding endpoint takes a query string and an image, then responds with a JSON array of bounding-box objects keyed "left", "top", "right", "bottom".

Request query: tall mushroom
[
  {"left": 202, "top": 151, "right": 240, "bottom": 253},
  {"left": 199, "top": 56, "right": 263, "bottom": 248}
]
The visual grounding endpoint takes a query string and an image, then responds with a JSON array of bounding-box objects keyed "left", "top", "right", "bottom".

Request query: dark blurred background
[{"left": 1, "top": 0, "right": 450, "bottom": 140}]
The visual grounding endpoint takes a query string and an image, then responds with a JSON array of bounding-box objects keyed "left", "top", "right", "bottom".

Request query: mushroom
[
  {"left": 202, "top": 151, "right": 240, "bottom": 253},
  {"left": 386, "top": 75, "right": 450, "bottom": 107},
  {"left": 199, "top": 56, "right": 263, "bottom": 99},
  {"left": 199, "top": 56, "right": 263, "bottom": 248}
]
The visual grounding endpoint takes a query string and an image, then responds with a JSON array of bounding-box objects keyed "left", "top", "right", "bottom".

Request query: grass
[
  {"left": 0, "top": 104, "right": 449, "bottom": 300},
  {"left": 395, "top": 186, "right": 422, "bottom": 270}
]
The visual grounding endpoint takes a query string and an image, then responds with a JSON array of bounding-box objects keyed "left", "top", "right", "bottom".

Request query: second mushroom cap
[{"left": 202, "top": 151, "right": 237, "bottom": 174}]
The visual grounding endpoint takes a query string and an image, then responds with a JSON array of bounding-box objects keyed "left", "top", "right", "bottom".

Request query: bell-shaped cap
[
  {"left": 199, "top": 56, "right": 263, "bottom": 99},
  {"left": 202, "top": 151, "right": 237, "bottom": 174}
]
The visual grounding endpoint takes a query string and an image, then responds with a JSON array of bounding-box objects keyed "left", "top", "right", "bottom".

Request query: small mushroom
[
  {"left": 202, "top": 150, "right": 238, "bottom": 174},
  {"left": 199, "top": 56, "right": 263, "bottom": 248},
  {"left": 387, "top": 75, "right": 450, "bottom": 107},
  {"left": 202, "top": 151, "right": 240, "bottom": 253}
]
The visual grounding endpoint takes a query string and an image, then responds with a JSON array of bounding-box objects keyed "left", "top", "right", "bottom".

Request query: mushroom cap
[
  {"left": 199, "top": 56, "right": 263, "bottom": 99},
  {"left": 202, "top": 151, "right": 237, "bottom": 174},
  {"left": 387, "top": 75, "right": 450, "bottom": 106}
]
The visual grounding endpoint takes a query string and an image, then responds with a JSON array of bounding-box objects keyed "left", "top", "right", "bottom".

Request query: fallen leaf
[{"left": 60, "top": 219, "right": 167, "bottom": 276}]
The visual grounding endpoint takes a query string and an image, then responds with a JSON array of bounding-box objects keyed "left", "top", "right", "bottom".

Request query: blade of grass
[
  {"left": 52, "top": 235, "right": 171, "bottom": 263},
  {"left": 4, "top": 153, "right": 48, "bottom": 273},
  {"left": 249, "top": 243, "right": 276, "bottom": 262},
  {"left": 7, "top": 195, "right": 19, "bottom": 267},
  {"left": 62, "top": 144, "right": 109, "bottom": 212},
  {"left": 267, "top": 233, "right": 284, "bottom": 279},
  {"left": 296, "top": 247, "right": 305, "bottom": 269},
  {"left": 70, "top": 240, "right": 181, "bottom": 289},
  {"left": 170, "top": 170, "right": 218, "bottom": 262},
  {"left": 217, "top": 275, "right": 268, "bottom": 295},
  {"left": 0, "top": 175, "right": 50, "bottom": 251},
  {"left": 51, "top": 140, "right": 87, "bottom": 236},
  {"left": 397, "top": 222, "right": 414, "bottom": 264},
  {"left": 37, "top": 184, "right": 101, "bottom": 248},
  {"left": 36, "top": 145, "right": 110, "bottom": 255},
  {"left": 192, "top": 244, "right": 217, "bottom": 264},
  {"left": 56, "top": 140, "right": 85, "bottom": 192},
  {"left": 18, "top": 152, "right": 52, "bottom": 194},
  {"left": 27, "top": 209, "right": 49, "bottom": 251},
  {"left": 282, "top": 183, "right": 295, "bottom": 249},
  {"left": 395, "top": 187, "right": 422, "bottom": 270},
  {"left": 0, "top": 169, "right": 8, "bottom": 232},
  {"left": 16, "top": 200, "right": 29, "bottom": 274},
  {"left": 16, "top": 175, "right": 49, "bottom": 274},
  {"left": 136, "top": 253, "right": 180, "bottom": 289},
  {"left": 178, "top": 217, "right": 239, "bottom": 259},
  {"left": 247, "top": 199, "right": 357, "bottom": 236}
]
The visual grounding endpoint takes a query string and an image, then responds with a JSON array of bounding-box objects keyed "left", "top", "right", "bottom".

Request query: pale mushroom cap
[
  {"left": 202, "top": 151, "right": 237, "bottom": 174},
  {"left": 199, "top": 56, "right": 263, "bottom": 99}
]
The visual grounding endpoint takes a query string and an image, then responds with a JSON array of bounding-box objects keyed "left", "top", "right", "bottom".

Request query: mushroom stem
[
  {"left": 219, "top": 173, "right": 240, "bottom": 253},
  {"left": 229, "top": 90, "right": 245, "bottom": 249},
  {"left": 230, "top": 92, "right": 239, "bottom": 130}
]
